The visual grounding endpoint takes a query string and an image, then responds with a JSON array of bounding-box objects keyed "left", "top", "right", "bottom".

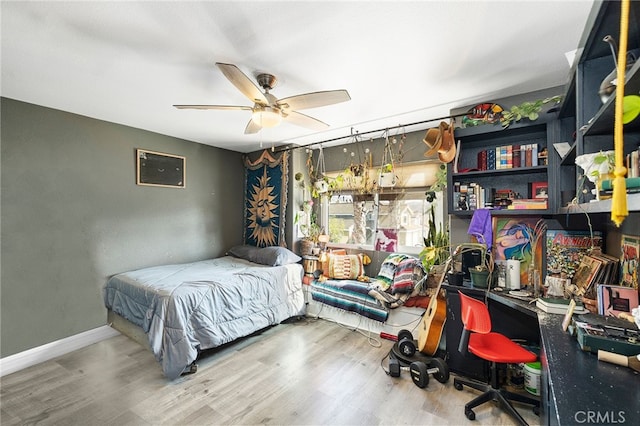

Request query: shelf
[
  {"left": 452, "top": 208, "right": 552, "bottom": 217},
  {"left": 582, "top": 60, "right": 640, "bottom": 136},
  {"left": 455, "top": 116, "right": 551, "bottom": 139},
  {"left": 559, "top": 142, "right": 577, "bottom": 166},
  {"left": 559, "top": 192, "right": 640, "bottom": 214},
  {"left": 453, "top": 165, "right": 547, "bottom": 178}
]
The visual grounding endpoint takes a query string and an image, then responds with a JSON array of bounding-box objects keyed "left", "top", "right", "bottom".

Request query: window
[
  {"left": 327, "top": 193, "right": 377, "bottom": 246},
  {"left": 325, "top": 189, "right": 445, "bottom": 255}
]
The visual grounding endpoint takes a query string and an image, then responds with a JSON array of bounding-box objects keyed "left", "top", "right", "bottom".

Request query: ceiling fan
[{"left": 174, "top": 62, "right": 351, "bottom": 134}]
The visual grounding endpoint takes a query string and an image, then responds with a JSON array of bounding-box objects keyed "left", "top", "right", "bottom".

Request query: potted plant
[
  {"left": 420, "top": 196, "right": 450, "bottom": 286},
  {"left": 299, "top": 217, "right": 321, "bottom": 256},
  {"left": 575, "top": 150, "right": 615, "bottom": 200}
]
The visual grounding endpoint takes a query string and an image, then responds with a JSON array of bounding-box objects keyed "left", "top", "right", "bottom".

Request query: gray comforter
[{"left": 104, "top": 256, "right": 304, "bottom": 379}]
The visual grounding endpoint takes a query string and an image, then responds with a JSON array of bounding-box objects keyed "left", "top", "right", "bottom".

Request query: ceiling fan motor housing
[{"left": 257, "top": 73, "right": 277, "bottom": 91}]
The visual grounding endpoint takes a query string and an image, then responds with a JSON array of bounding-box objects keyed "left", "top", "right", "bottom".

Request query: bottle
[{"left": 497, "top": 263, "right": 507, "bottom": 288}]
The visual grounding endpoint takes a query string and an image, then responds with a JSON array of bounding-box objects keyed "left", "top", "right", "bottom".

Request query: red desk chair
[{"left": 453, "top": 291, "right": 540, "bottom": 425}]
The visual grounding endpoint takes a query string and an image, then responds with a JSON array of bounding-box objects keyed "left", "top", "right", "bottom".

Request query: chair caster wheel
[
  {"left": 465, "top": 408, "right": 476, "bottom": 420},
  {"left": 453, "top": 380, "right": 463, "bottom": 391},
  {"left": 533, "top": 406, "right": 540, "bottom": 416}
]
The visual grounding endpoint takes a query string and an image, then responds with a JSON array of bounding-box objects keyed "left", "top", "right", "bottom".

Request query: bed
[{"left": 103, "top": 246, "right": 305, "bottom": 379}]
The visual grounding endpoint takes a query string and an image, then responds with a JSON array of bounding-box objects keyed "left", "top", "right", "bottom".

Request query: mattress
[{"left": 104, "top": 256, "right": 304, "bottom": 379}]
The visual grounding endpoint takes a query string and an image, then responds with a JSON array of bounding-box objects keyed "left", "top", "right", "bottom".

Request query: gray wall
[{"left": 1, "top": 98, "right": 244, "bottom": 357}]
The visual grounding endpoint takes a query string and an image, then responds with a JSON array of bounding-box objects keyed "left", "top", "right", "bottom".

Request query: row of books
[
  {"left": 476, "top": 143, "right": 544, "bottom": 170},
  {"left": 453, "top": 181, "right": 492, "bottom": 211},
  {"left": 453, "top": 183, "right": 549, "bottom": 211},
  {"left": 507, "top": 198, "right": 548, "bottom": 210}
]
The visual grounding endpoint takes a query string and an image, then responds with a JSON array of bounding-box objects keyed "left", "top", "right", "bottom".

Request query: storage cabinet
[
  {"left": 559, "top": 0, "right": 640, "bottom": 214},
  {"left": 449, "top": 117, "right": 557, "bottom": 216}
]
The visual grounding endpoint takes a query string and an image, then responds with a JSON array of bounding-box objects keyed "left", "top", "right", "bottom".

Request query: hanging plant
[
  {"left": 306, "top": 146, "right": 331, "bottom": 198},
  {"left": 378, "top": 132, "right": 398, "bottom": 188}
]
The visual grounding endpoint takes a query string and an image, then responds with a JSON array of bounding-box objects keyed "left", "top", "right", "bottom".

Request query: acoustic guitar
[{"left": 417, "top": 256, "right": 453, "bottom": 355}]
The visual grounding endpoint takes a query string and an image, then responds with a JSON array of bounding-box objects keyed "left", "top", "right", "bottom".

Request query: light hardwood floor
[{"left": 1, "top": 317, "right": 540, "bottom": 425}]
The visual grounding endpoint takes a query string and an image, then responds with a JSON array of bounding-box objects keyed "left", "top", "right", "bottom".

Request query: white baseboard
[{"left": 0, "top": 325, "right": 121, "bottom": 377}]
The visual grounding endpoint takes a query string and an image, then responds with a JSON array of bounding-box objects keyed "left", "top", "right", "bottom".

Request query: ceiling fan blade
[
  {"left": 283, "top": 111, "right": 329, "bottom": 130},
  {"left": 215, "top": 62, "right": 268, "bottom": 105},
  {"left": 278, "top": 90, "right": 351, "bottom": 111},
  {"left": 244, "top": 119, "right": 262, "bottom": 134},
  {"left": 173, "top": 104, "right": 252, "bottom": 111}
]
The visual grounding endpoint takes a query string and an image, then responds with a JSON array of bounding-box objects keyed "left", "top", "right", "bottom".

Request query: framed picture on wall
[{"left": 136, "top": 149, "right": 186, "bottom": 188}]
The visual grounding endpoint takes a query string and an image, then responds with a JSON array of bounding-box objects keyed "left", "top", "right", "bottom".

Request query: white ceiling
[{"left": 1, "top": 1, "right": 594, "bottom": 153}]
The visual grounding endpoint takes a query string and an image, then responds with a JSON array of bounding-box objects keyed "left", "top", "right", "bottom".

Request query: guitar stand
[{"left": 387, "top": 329, "right": 450, "bottom": 388}]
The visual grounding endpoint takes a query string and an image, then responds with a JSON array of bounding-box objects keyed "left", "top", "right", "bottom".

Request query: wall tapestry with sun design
[{"left": 243, "top": 150, "right": 289, "bottom": 247}]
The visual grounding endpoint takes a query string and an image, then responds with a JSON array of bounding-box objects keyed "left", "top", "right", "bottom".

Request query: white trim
[{"left": 0, "top": 325, "right": 120, "bottom": 377}]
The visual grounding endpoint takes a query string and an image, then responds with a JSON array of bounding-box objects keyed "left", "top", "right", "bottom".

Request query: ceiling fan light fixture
[{"left": 252, "top": 106, "right": 282, "bottom": 128}]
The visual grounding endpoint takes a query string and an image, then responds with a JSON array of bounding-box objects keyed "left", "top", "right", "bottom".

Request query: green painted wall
[{"left": 0, "top": 98, "right": 244, "bottom": 357}]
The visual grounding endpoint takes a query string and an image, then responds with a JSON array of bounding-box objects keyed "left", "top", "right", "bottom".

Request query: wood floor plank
[{"left": 0, "top": 317, "right": 540, "bottom": 425}]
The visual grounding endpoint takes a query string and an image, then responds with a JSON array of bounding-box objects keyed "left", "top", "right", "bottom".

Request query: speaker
[{"left": 461, "top": 249, "right": 482, "bottom": 279}]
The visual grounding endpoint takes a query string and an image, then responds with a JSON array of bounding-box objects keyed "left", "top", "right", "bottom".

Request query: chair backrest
[{"left": 458, "top": 291, "right": 492, "bottom": 334}]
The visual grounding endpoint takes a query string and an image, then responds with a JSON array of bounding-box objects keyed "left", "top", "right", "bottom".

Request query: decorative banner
[{"left": 243, "top": 150, "right": 289, "bottom": 247}]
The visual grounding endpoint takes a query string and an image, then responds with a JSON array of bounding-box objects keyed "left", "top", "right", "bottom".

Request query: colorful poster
[
  {"left": 493, "top": 217, "right": 545, "bottom": 285},
  {"left": 546, "top": 230, "right": 603, "bottom": 280},
  {"left": 620, "top": 234, "right": 639, "bottom": 289}
]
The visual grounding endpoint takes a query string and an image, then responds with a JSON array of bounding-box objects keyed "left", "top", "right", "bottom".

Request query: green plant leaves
[{"left": 623, "top": 95, "right": 640, "bottom": 124}]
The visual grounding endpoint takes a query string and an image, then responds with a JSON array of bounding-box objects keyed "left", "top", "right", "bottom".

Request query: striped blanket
[{"left": 310, "top": 279, "right": 389, "bottom": 322}]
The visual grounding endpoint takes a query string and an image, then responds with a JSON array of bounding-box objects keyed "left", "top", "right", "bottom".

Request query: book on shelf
[
  {"left": 599, "top": 176, "right": 640, "bottom": 191},
  {"left": 597, "top": 284, "right": 639, "bottom": 317},
  {"left": 513, "top": 144, "right": 521, "bottom": 168},
  {"left": 477, "top": 150, "right": 487, "bottom": 171},
  {"left": 531, "top": 144, "right": 538, "bottom": 166},
  {"left": 626, "top": 148, "right": 639, "bottom": 178},
  {"left": 546, "top": 230, "right": 603, "bottom": 279},
  {"left": 598, "top": 187, "right": 640, "bottom": 198},
  {"left": 507, "top": 198, "right": 548, "bottom": 209},
  {"left": 620, "top": 234, "right": 639, "bottom": 289},
  {"left": 535, "top": 297, "right": 589, "bottom": 315},
  {"left": 486, "top": 148, "right": 496, "bottom": 171}
]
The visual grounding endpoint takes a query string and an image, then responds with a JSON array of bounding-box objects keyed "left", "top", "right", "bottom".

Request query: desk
[{"left": 444, "top": 285, "right": 640, "bottom": 425}]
